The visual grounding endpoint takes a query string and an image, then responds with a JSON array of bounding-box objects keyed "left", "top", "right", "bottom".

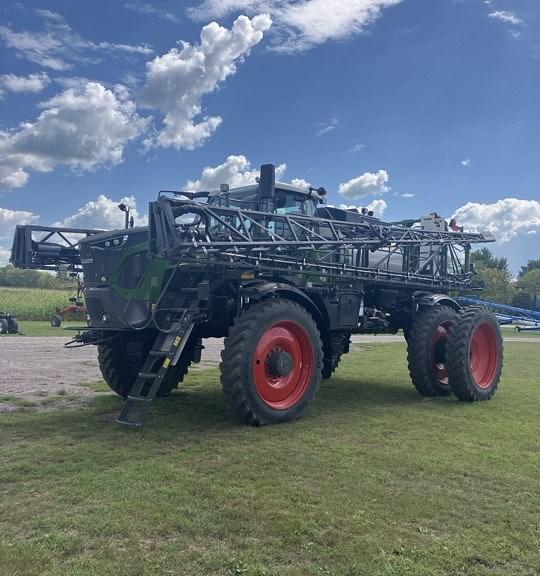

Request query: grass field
[
  {"left": 1, "top": 342, "right": 539, "bottom": 576},
  {"left": 0, "top": 286, "right": 79, "bottom": 321},
  {"left": 1, "top": 320, "right": 85, "bottom": 336}
]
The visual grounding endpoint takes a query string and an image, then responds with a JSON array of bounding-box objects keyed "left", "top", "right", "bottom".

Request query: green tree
[
  {"left": 478, "top": 267, "right": 514, "bottom": 304},
  {"left": 471, "top": 248, "right": 509, "bottom": 271},
  {"left": 0, "top": 265, "right": 75, "bottom": 289},
  {"left": 470, "top": 248, "right": 514, "bottom": 304},
  {"left": 518, "top": 258, "right": 540, "bottom": 279},
  {"left": 515, "top": 269, "right": 540, "bottom": 310},
  {"left": 512, "top": 291, "right": 535, "bottom": 310}
]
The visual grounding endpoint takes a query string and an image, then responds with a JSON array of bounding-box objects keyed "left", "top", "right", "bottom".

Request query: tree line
[
  {"left": 0, "top": 265, "right": 76, "bottom": 289},
  {"left": 471, "top": 249, "right": 540, "bottom": 310}
]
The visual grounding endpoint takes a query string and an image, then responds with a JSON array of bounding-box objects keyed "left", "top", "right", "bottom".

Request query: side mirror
[{"left": 118, "top": 202, "right": 130, "bottom": 229}]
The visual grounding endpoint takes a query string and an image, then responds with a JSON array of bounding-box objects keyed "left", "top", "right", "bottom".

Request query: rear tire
[
  {"left": 407, "top": 305, "right": 458, "bottom": 397},
  {"left": 0, "top": 319, "right": 8, "bottom": 334},
  {"left": 50, "top": 314, "right": 62, "bottom": 328},
  {"left": 446, "top": 308, "right": 503, "bottom": 401},
  {"left": 98, "top": 333, "right": 197, "bottom": 398},
  {"left": 220, "top": 299, "right": 323, "bottom": 425},
  {"left": 322, "top": 333, "right": 351, "bottom": 379}
]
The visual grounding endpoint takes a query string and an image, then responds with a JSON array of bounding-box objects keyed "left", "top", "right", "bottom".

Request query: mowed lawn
[
  {"left": 0, "top": 343, "right": 539, "bottom": 576},
  {"left": 4, "top": 320, "right": 86, "bottom": 337}
]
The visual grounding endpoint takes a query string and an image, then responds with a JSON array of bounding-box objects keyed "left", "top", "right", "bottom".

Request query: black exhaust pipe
[{"left": 259, "top": 164, "right": 275, "bottom": 200}]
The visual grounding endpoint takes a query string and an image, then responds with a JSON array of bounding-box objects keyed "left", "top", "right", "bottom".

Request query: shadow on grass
[
  {"left": 0, "top": 370, "right": 494, "bottom": 488},
  {"left": 1, "top": 372, "right": 457, "bottom": 441}
]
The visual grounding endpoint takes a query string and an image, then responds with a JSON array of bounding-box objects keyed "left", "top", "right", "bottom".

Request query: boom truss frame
[
  {"left": 10, "top": 225, "right": 104, "bottom": 271},
  {"left": 150, "top": 197, "right": 494, "bottom": 292}
]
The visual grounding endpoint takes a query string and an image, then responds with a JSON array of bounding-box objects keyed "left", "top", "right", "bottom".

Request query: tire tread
[
  {"left": 446, "top": 308, "right": 503, "bottom": 401},
  {"left": 220, "top": 299, "right": 323, "bottom": 426},
  {"left": 407, "top": 305, "right": 457, "bottom": 397}
]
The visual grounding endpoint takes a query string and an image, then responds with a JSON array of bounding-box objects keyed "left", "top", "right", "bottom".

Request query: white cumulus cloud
[
  {"left": 366, "top": 198, "right": 387, "bottom": 217},
  {"left": 0, "top": 73, "right": 50, "bottom": 96},
  {"left": 338, "top": 169, "right": 390, "bottom": 199},
  {"left": 0, "top": 82, "right": 148, "bottom": 190},
  {"left": 188, "top": 0, "right": 402, "bottom": 52},
  {"left": 452, "top": 198, "right": 540, "bottom": 242},
  {"left": 184, "top": 154, "right": 286, "bottom": 191},
  {"left": 290, "top": 177, "right": 311, "bottom": 190},
  {"left": 55, "top": 195, "right": 147, "bottom": 230},
  {"left": 275, "top": 0, "right": 402, "bottom": 52},
  {"left": 338, "top": 199, "right": 387, "bottom": 217},
  {"left": 0, "top": 206, "right": 40, "bottom": 266},
  {"left": 0, "top": 247, "right": 11, "bottom": 266},
  {"left": 140, "top": 14, "right": 271, "bottom": 150},
  {"left": 0, "top": 206, "right": 39, "bottom": 241}
]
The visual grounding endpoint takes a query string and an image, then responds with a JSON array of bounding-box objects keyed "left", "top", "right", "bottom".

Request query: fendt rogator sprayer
[{"left": 10, "top": 165, "right": 504, "bottom": 427}]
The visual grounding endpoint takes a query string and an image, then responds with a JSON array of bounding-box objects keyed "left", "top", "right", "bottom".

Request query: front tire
[
  {"left": 98, "top": 333, "right": 197, "bottom": 398},
  {"left": 446, "top": 308, "right": 503, "bottom": 401},
  {"left": 220, "top": 299, "right": 323, "bottom": 426},
  {"left": 407, "top": 305, "right": 458, "bottom": 397}
]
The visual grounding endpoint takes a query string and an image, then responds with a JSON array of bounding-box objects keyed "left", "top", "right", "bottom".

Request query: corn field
[{"left": 0, "top": 287, "right": 79, "bottom": 321}]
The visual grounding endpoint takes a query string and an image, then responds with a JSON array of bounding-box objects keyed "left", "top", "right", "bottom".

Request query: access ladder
[{"left": 116, "top": 309, "right": 196, "bottom": 427}]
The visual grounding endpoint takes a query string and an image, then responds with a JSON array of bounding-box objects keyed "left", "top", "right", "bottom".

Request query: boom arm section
[
  {"left": 11, "top": 225, "right": 104, "bottom": 271},
  {"left": 149, "top": 196, "right": 495, "bottom": 292}
]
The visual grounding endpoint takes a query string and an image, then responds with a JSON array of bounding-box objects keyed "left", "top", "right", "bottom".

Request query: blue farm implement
[{"left": 458, "top": 296, "right": 540, "bottom": 332}]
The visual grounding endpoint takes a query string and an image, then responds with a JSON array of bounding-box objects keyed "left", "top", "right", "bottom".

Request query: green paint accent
[{"left": 110, "top": 242, "right": 169, "bottom": 301}]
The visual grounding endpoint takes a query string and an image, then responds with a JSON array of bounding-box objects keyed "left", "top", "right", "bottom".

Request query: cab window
[{"left": 275, "top": 190, "right": 315, "bottom": 216}]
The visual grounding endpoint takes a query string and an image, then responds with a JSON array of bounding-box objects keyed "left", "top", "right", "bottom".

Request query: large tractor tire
[
  {"left": 322, "top": 333, "right": 351, "bottom": 379},
  {"left": 220, "top": 299, "right": 323, "bottom": 426},
  {"left": 407, "top": 305, "right": 458, "bottom": 397},
  {"left": 0, "top": 319, "right": 8, "bottom": 334},
  {"left": 446, "top": 308, "right": 503, "bottom": 401},
  {"left": 98, "top": 333, "right": 197, "bottom": 398}
]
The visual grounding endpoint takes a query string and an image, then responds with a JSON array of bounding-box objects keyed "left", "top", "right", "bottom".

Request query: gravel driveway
[{"left": 0, "top": 333, "right": 536, "bottom": 411}]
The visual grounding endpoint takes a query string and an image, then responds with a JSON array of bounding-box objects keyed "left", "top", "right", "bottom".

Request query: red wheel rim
[
  {"left": 470, "top": 322, "right": 500, "bottom": 389},
  {"left": 431, "top": 321, "right": 451, "bottom": 384},
  {"left": 252, "top": 320, "right": 314, "bottom": 409}
]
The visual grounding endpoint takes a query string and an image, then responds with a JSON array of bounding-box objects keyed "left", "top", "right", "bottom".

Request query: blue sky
[{"left": 0, "top": 0, "right": 538, "bottom": 272}]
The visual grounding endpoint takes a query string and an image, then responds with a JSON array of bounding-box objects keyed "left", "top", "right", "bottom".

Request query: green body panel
[{"left": 110, "top": 242, "right": 170, "bottom": 302}]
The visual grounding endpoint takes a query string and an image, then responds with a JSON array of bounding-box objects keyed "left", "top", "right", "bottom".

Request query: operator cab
[{"left": 208, "top": 182, "right": 319, "bottom": 216}]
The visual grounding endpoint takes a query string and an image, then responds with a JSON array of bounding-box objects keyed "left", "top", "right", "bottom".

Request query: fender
[
  {"left": 239, "top": 281, "right": 334, "bottom": 375},
  {"left": 413, "top": 291, "right": 461, "bottom": 311},
  {"left": 239, "top": 281, "right": 327, "bottom": 326}
]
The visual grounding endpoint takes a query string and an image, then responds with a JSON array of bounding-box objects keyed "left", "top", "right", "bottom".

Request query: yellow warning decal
[
  {"left": 163, "top": 358, "right": 171, "bottom": 369},
  {"left": 173, "top": 336, "right": 182, "bottom": 347}
]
